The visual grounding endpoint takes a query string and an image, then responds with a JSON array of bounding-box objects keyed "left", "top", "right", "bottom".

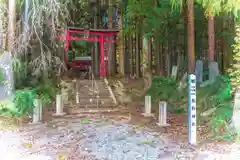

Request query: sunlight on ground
[
  {"left": 1, "top": 114, "right": 240, "bottom": 160},
  {"left": 0, "top": 117, "right": 18, "bottom": 131}
]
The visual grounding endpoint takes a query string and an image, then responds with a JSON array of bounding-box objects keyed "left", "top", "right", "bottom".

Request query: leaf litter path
[{"left": 0, "top": 113, "right": 239, "bottom": 160}]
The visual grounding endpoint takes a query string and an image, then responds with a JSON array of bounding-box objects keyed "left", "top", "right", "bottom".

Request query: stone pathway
[{"left": 0, "top": 113, "right": 240, "bottom": 160}]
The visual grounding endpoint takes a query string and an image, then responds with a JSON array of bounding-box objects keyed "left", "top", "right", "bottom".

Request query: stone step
[
  {"left": 77, "top": 93, "right": 112, "bottom": 97},
  {"left": 77, "top": 98, "right": 114, "bottom": 104},
  {"left": 75, "top": 99, "right": 116, "bottom": 107},
  {"left": 77, "top": 96, "right": 112, "bottom": 99},
  {"left": 67, "top": 79, "right": 117, "bottom": 107}
]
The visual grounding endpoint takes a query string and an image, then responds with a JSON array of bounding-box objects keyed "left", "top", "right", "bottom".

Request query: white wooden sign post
[{"left": 188, "top": 74, "right": 197, "bottom": 145}]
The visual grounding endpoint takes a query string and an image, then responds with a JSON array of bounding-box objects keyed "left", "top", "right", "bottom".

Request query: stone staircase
[{"left": 74, "top": 78, "right": 117, "bottom": 108}]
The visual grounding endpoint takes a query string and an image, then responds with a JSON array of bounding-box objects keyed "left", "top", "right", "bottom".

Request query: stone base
[
  {"left": 52, "top": 112, "right": 66, "bottom": 116},
  {"left": 157, "top": 123, "right": 170, "bottom": 127},
  {"left": 141, "top": 113, "right": 154, "bottom": 117},
  {"left": 28, "top": 121, "right": 42, "bottom": 125}
]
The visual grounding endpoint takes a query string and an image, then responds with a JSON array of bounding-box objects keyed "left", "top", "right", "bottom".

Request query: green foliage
[
  {"left": 0, "top": 70, "right": 4, "bottom": 83},
  {"left": 148, "top": 76, "right": 180, "bottom": 102},
  {"left": 228, "top": 25, "right": 240, "bottom": 93},
  {"left": 124, "top": 0, "right": 181, "bottom": 36},
  {"left": 35, "top": 79, "right": 59, "bottom": 104},
  {"left": 0, "top": 80, "right": 59, "bottom": 117},
  {"left": 148, "top": 75, "right": 234, "bottom": 140},
  {"left": 12, "top": 58, "right": 28, "bottom": 89},
  {"left": 209, "top": 76, "right": 233, "bottom": 140}
]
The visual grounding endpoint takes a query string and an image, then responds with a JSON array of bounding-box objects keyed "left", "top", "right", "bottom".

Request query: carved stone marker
[
  {"left": 171, "top": 65, "right": 178, "bottom": 80},
  {"left": 157, "top": 101, "right": 169, "bottom": 126},
  {"left": 209, "top": 62, "right": 219, "bottom": 83},
  {"left": 0, "top": 52, "right": 14, "bottom": 101},
  {"left": 30, "top": 99, "right": 42, "bottom": 124},
  {"left": 53, "top": 94, "right": 66, "bottom": 116},
  {"left": 195, "top": 60, "right": 203, "bottom": 84},
  {"left": 142, "top": 95, "right": 153, "bottom": 117}
]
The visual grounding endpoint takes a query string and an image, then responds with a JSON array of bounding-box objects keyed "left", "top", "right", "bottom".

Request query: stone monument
[
  {"left": 209, "top": 61, "right": 219, "bottom": 83},
  {"left": 195, "top": 60, "right": 203, "bottom": 84},
  {"left": 0, "top": 52, "right": 14, "bottom": 101}
]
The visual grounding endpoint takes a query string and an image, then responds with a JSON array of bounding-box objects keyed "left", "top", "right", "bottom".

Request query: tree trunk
[
  {"left": 0, "top": 1, "right": 6, "bottom": 51},
  {"left": 222, "top": 15, "right": 229, "bottom": 73},
  {"left": 124, "top": 34, "right": 130, "bottom": 77},
  {"left": 148, "top": 38, "right": 152, "bottom": 70},
  {"left": 108, "top": 0, "right": 116, "bottom": 76},
  {"left": 93, "top": 13, "right": 100, "bottom": 77},
  {"left": 136, "top": 25, "right": 141, "bottom": 78},
  {"left": 187, "top": 0, "right": 195, "bottom": 73},
  {"left": 142, "top": 35, "right": 149, "bottom": 70},
  {"left": 8, "top": 0, "right": 16, "bottom": 52},
  {"left": 208, "top": 16, "right": 215, "bottom": 62},
  {"left": 155, "top": 35, "right": 161, "bottom": 75},
  {"left": 118, "top": 8, "right": 125, "bottom": 76}
]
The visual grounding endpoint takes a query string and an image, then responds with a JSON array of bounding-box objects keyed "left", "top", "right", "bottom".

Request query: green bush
[
  {"left": 148, "top": 75, "right": 234, "bottom": 140},
  {"left": 0, "top": 80, "right": 60, "bottom": 117},
  {"left": 0, "top": 70, "right": 4, "bottom": 83}
]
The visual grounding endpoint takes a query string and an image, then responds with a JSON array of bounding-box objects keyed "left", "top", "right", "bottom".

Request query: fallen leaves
[
  {"left": 57, "top": 155, "right": 66, "bottom": 160},
  {"left": 26, "top": 143, "right": 33, "bottom": 148}
]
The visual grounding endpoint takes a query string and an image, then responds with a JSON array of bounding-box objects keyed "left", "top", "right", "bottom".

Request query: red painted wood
[
  {"left": 57, "top": 29, "right": 117, "bottom": 36},
  {"left": 55, "top": 36, "right": 115, "bottom": 43},
  {"left": 65, "top": 31, "right": 70, "bottom": 65},
  {"left": 56, "top": 28, "right": 117, "bottom": 77},
  {"left": 68, "top": 30, "right": 117, "bottom": 36},
  {"left": 70, "top": 61, "right": 90, "bottom": 69},
  {"left": 100, "top": 35, "right": 106, "bottom": 77}
]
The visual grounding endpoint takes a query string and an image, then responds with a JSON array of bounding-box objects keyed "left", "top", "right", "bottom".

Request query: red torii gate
[{"left": 56, "top": 27, "right": 118, "bottom": 77}]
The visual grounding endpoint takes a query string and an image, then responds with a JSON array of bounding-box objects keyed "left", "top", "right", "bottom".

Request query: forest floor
[
  {"left": 0, "top": 79, "right": 240, "bottom": 160},
  {"left": 0, "top": 106, "right": 240, "bottom": 160}
]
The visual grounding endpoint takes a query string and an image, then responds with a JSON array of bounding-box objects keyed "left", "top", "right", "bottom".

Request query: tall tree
[
  {"left": 108, "top": 0, "right": 116, "bottom": 76},
  {"left": 198, "top": 1, "right": 222, "bottom": 62},
  {"left": 171, "top": 0, "right": 196, "bottom": 73},
  {"left": 208, "top": 14, "right": 215, "bottom": 61},
  {"left": 8, "top": 0, "right": 16, "bottom": 52},
  {"left": 118, "top": 6, "right": 125, "bottom": 76},
  {"left": 0, "top": 0, "right": 7, "bottom": 51},
  {"left": 187, "top": 0, "right": 195, "bottom": 73}
]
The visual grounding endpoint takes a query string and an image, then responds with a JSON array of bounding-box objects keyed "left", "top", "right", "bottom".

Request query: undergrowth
[
  {"left": 0, "top": 79, "right": 59, "bottom": 117},
  {"left": 147, "top": 75, "right": 234, "bottom": 140}
]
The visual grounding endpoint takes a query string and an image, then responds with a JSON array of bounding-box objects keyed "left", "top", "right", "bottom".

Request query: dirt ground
[
  {"left": 0, "top": 78, "right": 239, "bottom": 159},
  {"left": 0, "top": 105, "right": 240, "bottom": 160}
]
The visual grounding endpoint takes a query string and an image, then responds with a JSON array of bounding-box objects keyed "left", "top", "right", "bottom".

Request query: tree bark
[
  {"left": 136, "top": 26, "right": 141, "bottom": 78},
  {"left": 0, "top": 2, "right": 6, "bottom": 51},
  {"left": 108, "top": 0, "right": 116, "bottom": 76},
  {"left": 8, "top": 0, "right": 16, "bottom": 52},
  {"left": 208, "top": 16, "right": 215, "bottom": 62},
  {"left": 187, "top": 0, "right": 195, "bottom": 73},
  {"left": 118, "top": 8, "right": 125, "bottom": 76},
  {"left": 93, "top": 13, "right": 100, "bottom": 77},
  {"left": 155, "top": 35, "right": 160, "bottom": 75}
]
